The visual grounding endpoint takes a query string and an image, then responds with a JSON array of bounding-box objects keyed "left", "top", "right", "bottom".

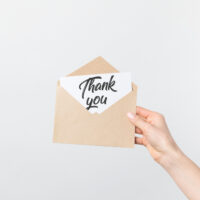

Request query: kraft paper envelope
[{"left": 53, "top": 56, "right": 137, "bottom": 148}]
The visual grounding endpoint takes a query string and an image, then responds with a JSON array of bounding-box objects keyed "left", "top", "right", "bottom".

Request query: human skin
[{"left": 127, "top": 106, "right": 200, "bottom": 200}]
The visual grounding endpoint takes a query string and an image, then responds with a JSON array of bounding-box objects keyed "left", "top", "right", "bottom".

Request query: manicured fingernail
[{"left": 127, "top": 112, "right": 135, "bottom": 119}]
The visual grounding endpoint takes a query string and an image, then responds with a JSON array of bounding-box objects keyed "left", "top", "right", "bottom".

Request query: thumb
[{"left": 127, "top": 112, "right": 151, "bottom": 133}]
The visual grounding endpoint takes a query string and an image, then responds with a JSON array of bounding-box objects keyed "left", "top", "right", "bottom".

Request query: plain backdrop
[{"left": 0, "top": 0, "right": 200, "bottom": 200}]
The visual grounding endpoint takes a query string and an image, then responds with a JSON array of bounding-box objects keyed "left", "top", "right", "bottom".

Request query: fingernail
[{"left": 127, "top": 112, "right": 135, "bottom": 120}]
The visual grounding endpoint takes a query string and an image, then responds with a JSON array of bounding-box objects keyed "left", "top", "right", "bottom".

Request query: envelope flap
[
  {"left": 68, "top": 56, "right": 119, "bottom": 76},
  {"left": 66, "top": 56, "right": 137, "bottom": 89},
  {"left": 57, "top": 57, "right": 137, "bottom": 89}
]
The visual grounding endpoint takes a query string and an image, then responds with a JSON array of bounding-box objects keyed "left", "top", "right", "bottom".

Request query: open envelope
[{"left": 53, "top": 57, "right": 137, "bottom": 148}]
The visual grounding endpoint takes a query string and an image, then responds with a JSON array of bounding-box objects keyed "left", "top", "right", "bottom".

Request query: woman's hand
[
  {"left": 127, "top": 106, "right": 200, "bottom": 200},
  {"left": 127, "top": 106, "right": 180, "bottom": 166}
]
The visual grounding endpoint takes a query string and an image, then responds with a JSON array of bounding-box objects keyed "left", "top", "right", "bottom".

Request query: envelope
[{"left": 53, "top": 56, "right": 137, "bottom": 148}]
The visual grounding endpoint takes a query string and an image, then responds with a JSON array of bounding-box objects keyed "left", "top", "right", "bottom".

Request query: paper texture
[
  {"left": 60, "top": 72, "right": 132, "bottom": 114},
  {"left": 53, "top": 56, "right": 137, "bottom": 148}
]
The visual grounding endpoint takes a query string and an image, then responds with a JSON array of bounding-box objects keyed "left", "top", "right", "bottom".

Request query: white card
[{"left": 60, "top": 72, "right": 132, "bottom": 114}]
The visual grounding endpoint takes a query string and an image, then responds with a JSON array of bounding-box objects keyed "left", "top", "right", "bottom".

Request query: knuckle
[
  {"left": 143, "top": 123, "right": 152, "bottom": 132},
  {"left": 155, "top": 112, "right": 165, "bottom": 120}
]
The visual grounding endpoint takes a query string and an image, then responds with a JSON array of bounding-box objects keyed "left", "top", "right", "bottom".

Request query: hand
[
  {"left": 127, "top": 106, "right": 200, "bottom": 200},
  {"left": 127, "top": 106, "right": 180, "bottom": 166}
]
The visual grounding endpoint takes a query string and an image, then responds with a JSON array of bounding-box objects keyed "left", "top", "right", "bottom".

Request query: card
[{"left": 60, "top": 72, "right": 132, "bottom": 114}]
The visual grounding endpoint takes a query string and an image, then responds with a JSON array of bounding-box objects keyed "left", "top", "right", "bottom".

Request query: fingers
[
  {"left": 135, "top": 127, "right": 143, "bottom": 134},
  {"left": 136, "top": 106, "right": 153, "bottom": 119},
  {"left": 135, "top": 137, "right": 144, "bottom": 145},
  {"left": 127, "top": 112, "right": 151, "bottom": 133}
]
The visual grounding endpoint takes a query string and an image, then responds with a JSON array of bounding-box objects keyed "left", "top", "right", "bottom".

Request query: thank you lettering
[
  {"left": 60, "top": 72, "right": 132, "bottom": 114},
  {"left": 79, "top": 75, "right": 117, "bottom": 110}
]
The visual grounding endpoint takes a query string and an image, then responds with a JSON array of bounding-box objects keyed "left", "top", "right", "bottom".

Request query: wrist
[{"left": 158, "top": 144, "right": 185, "bottom": 171}]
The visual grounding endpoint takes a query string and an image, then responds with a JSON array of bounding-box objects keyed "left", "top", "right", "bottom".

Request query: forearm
[{"left": 160, "top": 148, "right": 200, "bottom": 200}]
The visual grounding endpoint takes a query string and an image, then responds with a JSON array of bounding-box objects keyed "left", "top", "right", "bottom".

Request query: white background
[{"left": 0, "top": 0, "right": 200, "bottom": 199}]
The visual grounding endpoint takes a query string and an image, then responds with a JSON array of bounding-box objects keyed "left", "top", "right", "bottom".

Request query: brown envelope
[{"left": 53, "top": 56, "right": 137, "bottom": 148}]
